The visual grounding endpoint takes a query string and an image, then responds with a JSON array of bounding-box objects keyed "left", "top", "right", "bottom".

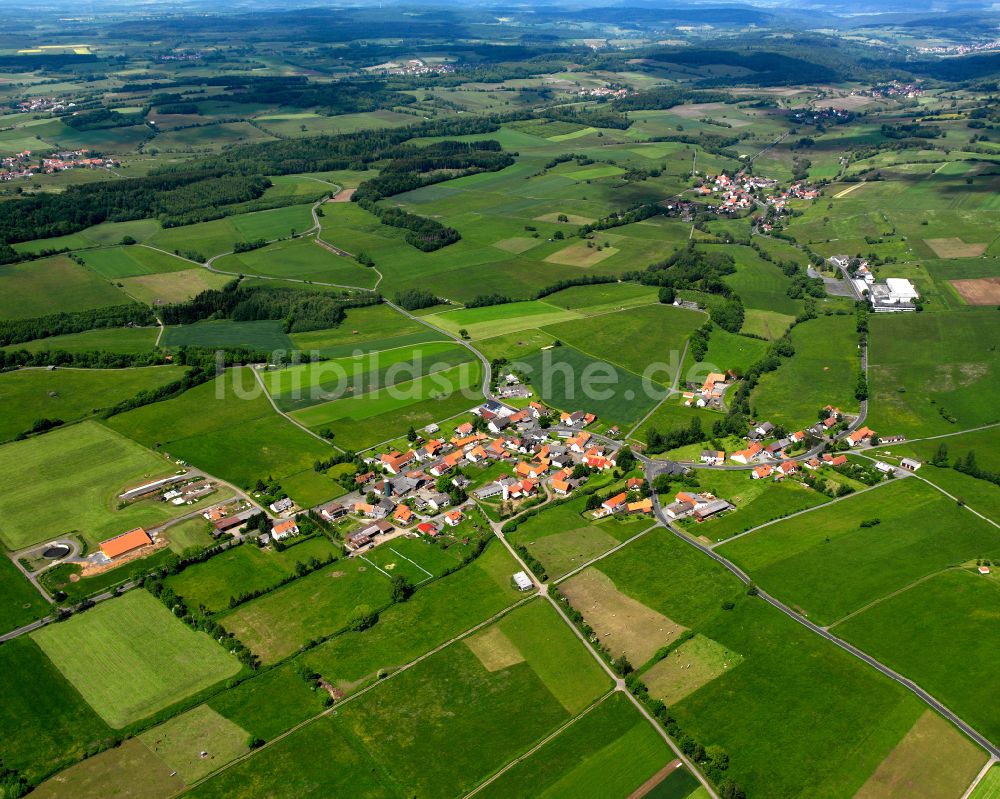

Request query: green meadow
[
  {"left": 220, "top": 562, "right": 394, "bottom": 664},
  {"left": 0, "top": 256, "right": 129, "bottom": 320},
  {"left": 78, "top": 246, "right": 192, "bottom": 279},
  {"left": 0, "top": 637, "right": 113, "bottom": 782},
  {"left": 719, "top": 478, "right": 1000, "bottom": 625},
  {"left": 213, "top": 235, "right": 378, "bottom": 288},
  {"left": 837, "top": 569, "right": 1000, "bottom": 744},
  {"left": 0, "top": 365, "right": 183, "bottom": 443},
  {"left": 1, "top": 327, "right": 158, "bottom": 355},
  {"left": 581, "top": 531, "right": 942, "bottom": 799},
  {"left": 751, "top": 314, "right": 861, "bottom": 430},
  {"left": 105, "top": 370, "right": 337, "bottom": 505},
  {"left": 31, "top": 590, "right": 241, "bottom": 728},
  {"left": 262, "top": 339, "right": 470, "bottom": 410},
  {"left": 867, "top": 310, "right": 1000, "bottom": 437},
  {"left": 475, "top": 693, "right": 677, "bottom": 799},
  {"left": 161, "top": 320, "right": 294, "bottom": 351},
  {"left": 165, "top": 536, "right": 341, "bottom": 613},
  {"left": 290, "top": 361, "right": 482, "bottom": 449}
]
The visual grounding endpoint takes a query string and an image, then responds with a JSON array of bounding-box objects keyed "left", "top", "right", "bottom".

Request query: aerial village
[
  {"left": 0, "top": 149, "right": 120, "bottom": 181},
  {"left": 696, "top": 171, "right": 820, "bottom": 216},
  {"left": 55, "top": 384, "right": 922, "bottom": 579}
]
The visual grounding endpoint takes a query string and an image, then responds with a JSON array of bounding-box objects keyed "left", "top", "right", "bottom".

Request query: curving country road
[{"left": 644, "top": 483, "right": 1000, "bottom": 759}]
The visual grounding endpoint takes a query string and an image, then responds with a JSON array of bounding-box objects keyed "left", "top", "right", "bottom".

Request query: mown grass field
[
  {"left": 78, "top": 246, "right": 191, "bottom": 279},
  {"left": 119, "top": 267, "right": 233, "bottom": 305},
  {"left": 105, "top": 370, "right": 337, "bottom": 505},
  {"left": 137, "top": 705, "right": 250, "bottom": 785},
  {"left": 166, "top": 536, "right": 340, "bottom": 613},
  {"left": 475, "top": 693, "right": 674, "bottom": 799},
  {"left": 0, "top": 365, "right": 183, "bottom": 443},
  {"left": 30, "top": 738, "right": 183, "bottom": 799},
  {"left": 31, "top": 590, "right": 241, "bottom": 728},
  {"left": 867, "top": 310, "right": 1000, "bottom": 437},
  {"left": 220, "top": 562, "right": 393, "bottom": 664},
  {"left": 837, "top": 568, "right": 1000, "bottom": 744},
  {"left": 0, "top": 256, "right": 129, "bottom": 320},
  {"left": 0, "top": 421, "right": 194, "bottom": 550},
  {"left": 751, "top": 314, "right": 860, "bottom": 430},
  {"left": 719, "top": 478, "right": 1000, "bottom": 625},
  {"left": 0, "top": 636, "right": 112, "bottom": 782}
]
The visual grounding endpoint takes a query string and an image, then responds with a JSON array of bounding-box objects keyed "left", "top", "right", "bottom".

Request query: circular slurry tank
[{"left": 42, "top": 544, "right": 71, "bottom": 559}]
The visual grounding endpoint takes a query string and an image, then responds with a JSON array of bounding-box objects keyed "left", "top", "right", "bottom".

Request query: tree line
[
  {"left": 158, "top": 280, "right": 381, "bottom": 334},
  {"left": 0, "top": 303, "right": 156, "bottom": 348}
]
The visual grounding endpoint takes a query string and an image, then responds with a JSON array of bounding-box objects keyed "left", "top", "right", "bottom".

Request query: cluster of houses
[
  {"left": 375, "top": 59, "right": 457, "bottom": 76},
  {"left": 790, "top": 106, "right": 853, "bottom": 126},
  {"left": 683, "top": 372, "right": 731, "bottom": 409},
  {"left": 495, "top": 373, "right": 532, "bottom": 400},
  {"left": 16, "top": 97, "right": 74, "bottom": 113},
  {"left": 730, "top": 421, "right": 810, "bottom": 464},
  {"left": 697, "top": 173, "right": 819, "bottom": 215},
  {"left": 311, "top": 401, "right": 612, "bottom": 553},
  {"left": 577, "top": 86, "right": 631, "bottom": 99},
  {"left": 698, "top": 173, "right": 774, "bottom": 211},
  {"left": 595, "top": 477, "right": 653, "bottom": 518},
  {"left": 1, "top": 151, "right": 36, "bottom": 181},
  {"left": 0, "top": 148, "right": 118, "bottom": 181},
  {"left": 41, "top": 150, "right": 119, "bottom": 173},
  {"left": 858, "top": 81, "right": 923, "bottom": 97}
]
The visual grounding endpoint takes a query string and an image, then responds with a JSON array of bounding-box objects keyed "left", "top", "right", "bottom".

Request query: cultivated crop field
[{"left": 31, "top": 590, "right": 241, "bottom": 728}]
